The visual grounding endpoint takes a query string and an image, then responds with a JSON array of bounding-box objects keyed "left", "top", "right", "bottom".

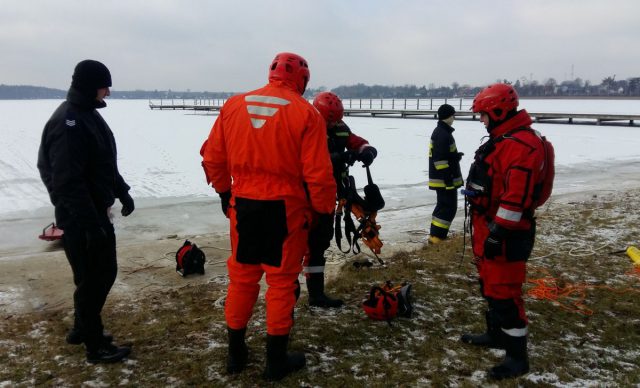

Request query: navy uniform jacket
[
  {"left": 37, "top": 88, "right": 130, "bottom": 229},
  {"left": 428, "top": 120, "right": 463, "bottom": 190}
]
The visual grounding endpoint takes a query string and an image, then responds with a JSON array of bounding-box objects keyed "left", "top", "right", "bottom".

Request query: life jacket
[
  {"left": 466, "top": 127, "right": 554, "bottom": 214},
  {"left": 362, "top": 281, "right": 413, "bottom": 322},
  {"left": 175, "top": 240, "right": 206, "bottom": 276}
]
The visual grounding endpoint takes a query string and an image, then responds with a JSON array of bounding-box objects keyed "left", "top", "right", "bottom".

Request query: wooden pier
[{"left": 149, "top": 98, "right": 640, "bottom": 127}]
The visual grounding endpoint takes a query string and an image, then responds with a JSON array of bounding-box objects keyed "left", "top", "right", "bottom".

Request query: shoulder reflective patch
[
  {"left": 245, "top": 95, "right": 290, "bottom": 105},
  {"left": 244, "top": 94, "right": 291, "bottom": 129},
  {"left": 65, "top": 119, "right": 76, "bottom": 127}
]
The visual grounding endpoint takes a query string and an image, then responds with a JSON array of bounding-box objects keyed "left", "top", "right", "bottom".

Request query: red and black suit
[
  {"left": 465, "top": 109, "right": 545, "bottom": 338},
  {"left": 304, "top": 121, "right": 372, "bottom": 276}
]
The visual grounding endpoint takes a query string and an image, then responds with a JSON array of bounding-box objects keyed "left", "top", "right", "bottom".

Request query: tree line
[
  {"left": 2, "top": 75, "right": 640, "bottom": 100},
  {"left": 308, "top": 76, "right": 640, "bottom": 99}
]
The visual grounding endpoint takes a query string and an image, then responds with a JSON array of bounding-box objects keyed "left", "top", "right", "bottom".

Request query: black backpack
[{"left": 175, "top": 240, "right": 206, "bottom": 276}]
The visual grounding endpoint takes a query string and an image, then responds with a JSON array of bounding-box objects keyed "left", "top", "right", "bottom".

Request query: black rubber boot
[
  {"left": 460, "top": 310, "right": 505, "bottom": 349},
  {"left": 86, "top": 343, "right": 131, "bottom": 364},
  {"left": 307, "top": 273, "right": 344, "bottom": 308},
  {"left": 226, "top": 327, "right": 248, "bottom": 374},
  {"left": 489, "top": 334, "right": 529, "bottom": 380},
  {"left": 263, "top": 334, "right": 306, "bottom": 381}
]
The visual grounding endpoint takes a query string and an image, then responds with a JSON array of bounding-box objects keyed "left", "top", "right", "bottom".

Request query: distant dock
[{"left": 149, "top": 98, "right": 640, "bottom": 127}]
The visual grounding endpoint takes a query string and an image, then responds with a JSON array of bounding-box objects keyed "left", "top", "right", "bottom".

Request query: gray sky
[{"left": 1, "top": 0, "right": 638, "bottom": 92}]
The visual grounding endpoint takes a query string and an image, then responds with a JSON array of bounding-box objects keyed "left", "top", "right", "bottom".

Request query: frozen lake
[{"left": 1, "top": 98, "right": 639, "bottom": 255}]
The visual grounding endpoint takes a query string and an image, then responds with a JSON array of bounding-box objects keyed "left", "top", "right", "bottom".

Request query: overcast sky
[{"left": 1, "top": 0, "right": 638, "bottom": 92}]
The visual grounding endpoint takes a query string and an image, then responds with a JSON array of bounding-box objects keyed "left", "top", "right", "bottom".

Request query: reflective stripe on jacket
[
  {"left": 428, "top": 121, "right": 463, "bottom": 190},
  {"left": 201, "top": 80, "right": 336, "bottom": 214}
]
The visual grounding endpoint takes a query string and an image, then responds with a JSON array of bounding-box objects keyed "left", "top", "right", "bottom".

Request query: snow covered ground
[{"left": 1, "top": 98, "right": 639, "bottom": 257}]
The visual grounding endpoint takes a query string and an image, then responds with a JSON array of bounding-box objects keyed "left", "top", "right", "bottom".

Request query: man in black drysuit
[{"left": 37, "top": 60, "right": 134, "bottom": 364}]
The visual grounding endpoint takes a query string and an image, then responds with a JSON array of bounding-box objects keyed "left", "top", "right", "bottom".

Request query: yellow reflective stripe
[
  {"left": 429, "top": 179, "right": 445, "bottom": 188},
  {"left": 435, "top": 162, "right": 449, "bottom": 170},
  {"left": 335, "top": 131, "right": 349, "bottom": 137},
  {"left": 431, "top": 217, "right": 451, "bottom": 229}
]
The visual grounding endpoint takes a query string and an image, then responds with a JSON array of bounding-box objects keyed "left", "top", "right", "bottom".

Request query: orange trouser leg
[
  {"left": 264, "top": 272, "right": 300, "bottom": 335},
  {"left": 225, "top": 259, "right": 263, "bottom": 330},
  {"left": 263, "top": 204, "right": 308, "bottom": 336}
]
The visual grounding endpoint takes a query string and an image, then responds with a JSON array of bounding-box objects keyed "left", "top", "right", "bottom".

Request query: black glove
[
  {"left": 445, "top": 176, "right": 454, "bottom": 189},
  {"left": 456, "top": 152, "right": 464, "bottom": 162},
  {"left": 484, "top": 223, "right": 506, "bottom": 259},
  {"left": 309, "top": 212, "right": 334, "bottom": 253},
  {"left": 331, "top": 151, "right": 357, "bottom": 166},
  {"left": 358, "top": 146, "right": 378, "bottom": 167},
  {"left": 218, "top": 190, "right": 231, "bottom": 217},
  {"left": 86, "top": 227, "right": 108, "bottom": 253},
  {"left": 119, "top": 192, "right": 135, "bottom": 217}
]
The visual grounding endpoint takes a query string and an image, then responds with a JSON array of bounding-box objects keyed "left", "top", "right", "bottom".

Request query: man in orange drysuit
[
  {"left": 201, "top": 52, "right": 336, "bottom": 381},
  {"left": 462, "top": 83, "right": 548, "bottom": 379}
]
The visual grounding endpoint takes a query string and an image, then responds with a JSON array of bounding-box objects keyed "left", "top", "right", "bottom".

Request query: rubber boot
[
  {"left": 307, "top": 273, "right": 344, "bottom": 308},
  {"left": 263, "top": 334, "right": 306, "bottom": 381},
  {"left": 460, "top": 310, "right": 505, "bottom": 349},
  {"left": 86, "top": 342, "right": 131, "bottom": 364},
  {"left": 226, "top": 327, "right": 248, "bottom": 374},
  {"left": 488, "top": 334, "right": 529, "bottom": 380}
]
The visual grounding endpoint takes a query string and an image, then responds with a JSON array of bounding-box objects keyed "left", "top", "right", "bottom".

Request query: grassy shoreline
[{"left": 2, "top": 190, "right": 639, "bottom": 387}]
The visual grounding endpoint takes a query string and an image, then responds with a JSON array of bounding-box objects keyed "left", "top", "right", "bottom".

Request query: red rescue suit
[
  {"left": 466, "top": 110, "right": 545, "bottom": 327},
  {"left": 304, "top": 120, "right": 371, "bottom": 275},
  {"left": 201, "top": 80, "right": 336, "bottom": 335}
]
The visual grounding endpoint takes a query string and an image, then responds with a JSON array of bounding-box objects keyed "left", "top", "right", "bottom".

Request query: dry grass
[{"left": 1, "top": 191, "right": 640, "bottom": 387}]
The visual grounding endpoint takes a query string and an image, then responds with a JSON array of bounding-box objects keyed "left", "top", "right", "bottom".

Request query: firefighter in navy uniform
[
  {"left": 462, "top": 83, "right": 548, "bottom": 380},
  {"left": 307, "top": 91, "right": 378, "bottom": 308},
  {"left": 37, "top": 60, "right": 133, "bottom": 364},
  {"left": 201, "top": 52, "right": 336, "bottom": 381},
  {"left": 427, "top": 104, "right": 463, "bottom": 244}
]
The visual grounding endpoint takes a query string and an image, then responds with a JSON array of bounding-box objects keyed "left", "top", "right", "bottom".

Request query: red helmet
[
  {"left": 268, "top": 52, "right": 310, "bottom": 94},
  {"left": 313, "top": 92, "right": 344, "bottom": 124},
  {"left": 471, "top": 83, "right": 519, "bottom": 121}
]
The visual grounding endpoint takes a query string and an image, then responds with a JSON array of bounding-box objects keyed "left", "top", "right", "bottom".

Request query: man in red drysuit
[
  {"left": 304, "top": 91, "right": 378, "bottom": 308},
  {"left": 462, "top": 83, "right": 550, "bottom": 380},
  {"left": 201, "top": 52, "right": 336, "bottom": 381}
]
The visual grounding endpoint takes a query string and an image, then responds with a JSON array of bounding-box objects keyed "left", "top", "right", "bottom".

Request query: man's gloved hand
[
  {"left": 315, "top": 212, "right": 335, "bottom": 243},
  {"left": 484, "top": 222, "right": 506, "bottom": 259},
  {"left": 86, "top": 227, "right": 108, "bottom": 253},
  {"left": 358, "top": 146, "right": 378, "bottom": 167},
  {"left": 119, "top": 192, "right": 135, "bottom": 217},
  {"left": 218, "top": 190, "right": 231, "bottom": 217},
  {"left": 445, "top": 175, "right": 454, "bottom": 189},
  {"left": 456, "top": 152, "right": 464, "bottom": 161},
  {"left": 309, "top": 212, "right": 334, "bottom": 253}
]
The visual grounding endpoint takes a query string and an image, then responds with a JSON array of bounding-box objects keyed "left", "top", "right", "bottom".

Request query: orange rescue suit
[{"left": 201, "top": 80, "right": 336, "bottom": 335}]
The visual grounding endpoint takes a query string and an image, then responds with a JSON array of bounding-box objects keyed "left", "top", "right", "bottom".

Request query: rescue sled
[{"left": 39, "top": 222, "right": 64, "bottom": 241}]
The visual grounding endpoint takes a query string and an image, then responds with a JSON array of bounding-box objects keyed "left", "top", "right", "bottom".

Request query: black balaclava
[
  {"left": 486, "top": 109, "right": 518, "bottom": 133},
  {"left": 71, "top": 60, "right": 112, "bottom": 99}
]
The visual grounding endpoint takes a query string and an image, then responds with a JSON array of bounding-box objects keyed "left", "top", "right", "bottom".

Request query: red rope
[{"left": 526, "top": 266, "right": 640, "bottom": 316}]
